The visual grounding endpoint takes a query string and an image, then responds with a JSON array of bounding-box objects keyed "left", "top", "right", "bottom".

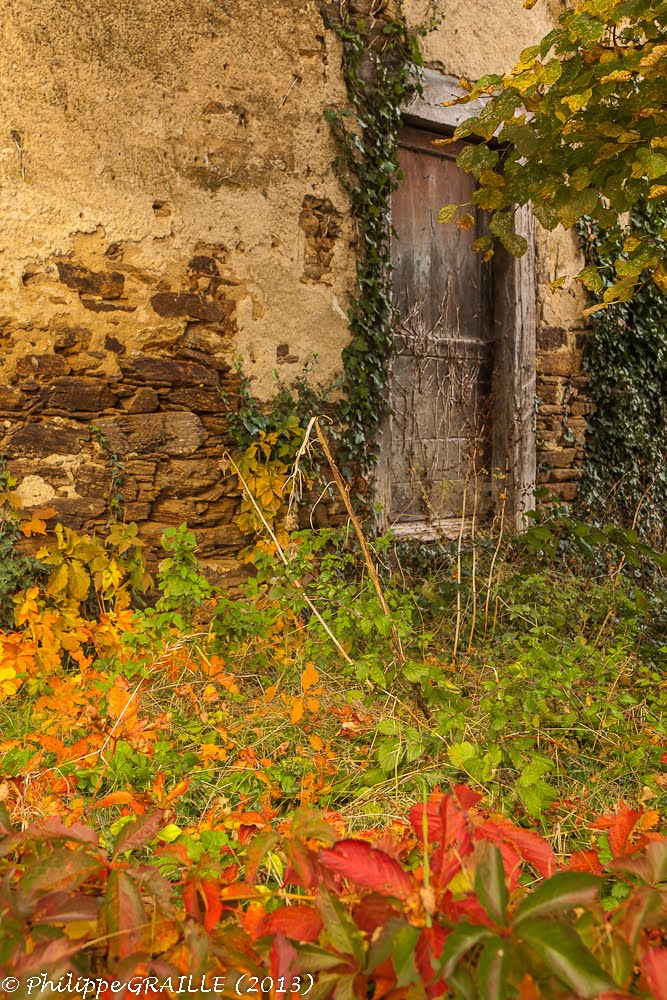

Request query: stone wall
[
  {"left": 0, "top": 0, "right": 591, "bottom": 577},
  {"left": 534, "top": 230, "right": 593, "bottom": 502},
  {"left": 0, "top": 0, "right": 356, "bottom": 583}
]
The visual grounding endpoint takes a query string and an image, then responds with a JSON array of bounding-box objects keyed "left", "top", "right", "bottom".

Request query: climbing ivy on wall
[
  {"left": 577, "top": 201, "right": 667, "bottom": 542},
  {"left": 320, "top": 1, "right": 440, "bottom": 482}
]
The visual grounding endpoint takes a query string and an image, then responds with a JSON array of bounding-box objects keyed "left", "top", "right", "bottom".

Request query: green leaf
[
  {"left": 478, "top": 936, "right": 509, "bottom": 1000},
  {"left": 316, "top": 888, "right": 365, "bottom": 966},
  {"left": 475, "top": 844, "right": 508, "bottom": 925},
  {"left": 439, "top": 923, "right": 494, "bottom": 979},
  {"left": 518, "top": 919, "right": 617, "bottom": 995},
  {"left": 514, "top": 872, "right": 601, "bottom": 925},
  {"left": 577, "top": 265, "right": 604, "bottom": 294},
  {"left": 447, "top": 741, "right": 478, "bottom": 770},
  {"left": 500, "top": 232, "right": 528, "bottom": 257}
]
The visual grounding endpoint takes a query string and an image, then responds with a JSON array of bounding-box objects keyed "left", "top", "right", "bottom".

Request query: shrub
[{"left": 0, "top": 787, "right": 665, "bottom": 998}]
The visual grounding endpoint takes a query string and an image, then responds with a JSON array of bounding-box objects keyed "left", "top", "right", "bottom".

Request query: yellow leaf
[
  {"left": 68, "top": 561, "right": 91, "bottom": 602},
  {"left": 302, "top": 662, "right": 320, "bottom": 691},
  {"left": 307, "top": 698, "right": 320, "bottom": 714},
  {"left": 45, "top": 563, "right": 69, "bottom": 597},
  {"left": 653, "top": 265, "right": 667, "bottom": 294},
  {"left": 309, "top": 734, "right": 324, "bottom": 751},
  {"left": 290, "top": 698, "right": 304, "bottom": 725},
  {"left": 264, "top": 685, "right": 277, "bottom": 703}
]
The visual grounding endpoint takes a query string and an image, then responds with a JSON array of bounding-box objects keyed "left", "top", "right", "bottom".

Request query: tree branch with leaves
[{"left": 440, "top": 0, "right": 667, "bottom": 311}]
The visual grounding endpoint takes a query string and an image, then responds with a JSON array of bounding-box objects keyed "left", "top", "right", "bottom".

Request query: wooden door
[{"left": 382, "top": 127, "right": 495, "bottom": 538}]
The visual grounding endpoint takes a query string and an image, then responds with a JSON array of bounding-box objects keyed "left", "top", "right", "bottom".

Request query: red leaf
[
  {"left": 27, "top": 816, "right": 99, "bottom": 846},
  {"left": 23, "top": 848, "right": 102, "bottom": 893},
  {"left": 200, "top": 879, "right": 223, "bottom": 932},
  {"left": 591, "top": 808, "right": 641, "bottom": 858},
  {"left": 409, "top": 801, "right": 443, "bottom": 843},
  {"left": 567, "top": 849, "right": 603, "bottom": 874},
  {"left": 353, "top": 894, "right": 401, "bottom": 935},
  {"left": 416, "top": 924, "right": 449, "bottom": 997},
  {"left": 319, "top": 839, "right": 415, "bottom": 900},
  {"left": 260, "top": 905, "right": 323, "bottom": 943},
  {"left": 105, "top": 870, "right": 146, "bottom": 962},
  {"left": 244, "top": 830, "right": 280, "bottom": 885},
  {"left": 112, "top": 809, "right": 164, "bottom": 859},
  {"left": 453, "top": 784, "right": 483, "bottom": 811},
  {"left": 269, "top": 932, "right": 299, "bottom": 999},
  {"left": 476, "top": 817, "right": 555, "bottom": 877},
  {"left": 642, "top": 948, "right": 667, "bottom": 1000}
]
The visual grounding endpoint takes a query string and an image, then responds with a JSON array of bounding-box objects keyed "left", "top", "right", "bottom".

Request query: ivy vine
[
  {"left": 320, "top": 1, "right": 440, "bottom": 483},
  {"left": 577, "top": 201, "right": 667, "bottom": 543}
]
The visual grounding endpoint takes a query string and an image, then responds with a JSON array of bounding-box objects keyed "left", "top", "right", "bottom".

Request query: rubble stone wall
[{"left": 0, "top": 0, "right": 356, "bottom": 584}]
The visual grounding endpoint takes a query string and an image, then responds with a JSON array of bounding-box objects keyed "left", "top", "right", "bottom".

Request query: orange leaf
[
  {"left": 93, "top": 791, "right": 137, "bottom": 809},
  {"left": 302, "top": 663, "right": 319, "bottom": 691},
  {"left": 309, "top": 734, "right": 324, "bottom": 751},
  {"left": 290, "top": 698, "right": 304, "bottom": 725},
  {"left": 19, "top": 515, "right": 47, "bottom": 538}
]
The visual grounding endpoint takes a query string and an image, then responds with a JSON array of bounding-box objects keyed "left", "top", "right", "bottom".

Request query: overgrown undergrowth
[{"left": 0, "top": 478, "right": 666, "bottom": 993}]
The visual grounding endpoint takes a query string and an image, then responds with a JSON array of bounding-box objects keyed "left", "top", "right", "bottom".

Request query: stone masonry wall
[
  {"left": 1, "top": 0, "right": 591, "bottom": 581},
  {"left": 0, "top": 0, "right": 356, "bottom": 585}
]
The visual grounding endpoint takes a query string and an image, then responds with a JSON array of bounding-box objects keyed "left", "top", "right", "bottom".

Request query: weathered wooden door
[{"left": 381, "top": 127, "right": 495, "bottom": 538}]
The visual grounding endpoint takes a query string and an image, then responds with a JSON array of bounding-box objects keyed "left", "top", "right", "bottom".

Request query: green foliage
[
  {"left": 322, "top": 6, "right": 428, "bottom": 478},
  {"left": 0, "top": 464, "right": 46, "bottom": 629},
  {"left": 445, "top": 0, "right": 667, "bottom": 306},
  {"left": 90, "top": 424, "right": 126, "bottom": 522},
  {"left": 156, "top": 524, "right": 212, "bottom": 615},
  {"left": 576, "top": 200, "right": 667, "bottom": 540}
]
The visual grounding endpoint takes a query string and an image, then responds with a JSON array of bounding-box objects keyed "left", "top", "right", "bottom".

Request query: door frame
[{"left": 377, "top": 70, "right": 537, "bottom": 534}]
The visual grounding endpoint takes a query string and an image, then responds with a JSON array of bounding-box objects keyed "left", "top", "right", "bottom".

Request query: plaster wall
[{"left": 0, "top": 0, "right": 355, "bottom": 583}]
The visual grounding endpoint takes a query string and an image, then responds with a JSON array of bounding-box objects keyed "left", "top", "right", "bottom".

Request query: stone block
[
  {"left": 40, "top": 376, "right": 115, "bottom": 412},
  {"left": 542, "top": 447, "right": 577, "bottom": 468},
  {"left": 121, "top": 387, "right": 160, "bottom": 413},
  {"left": 95, "top": 412, "right": 206, "bottom": 457},
  {"left": 537, "top": 326, "right": 568, "bottom": 350},
  {"left": 57, "top": 261, "right": 124, "bottom": 299},
  {"left": 154, "top": 458, "right": 221, "bottom": 496},
  {"left": 17, "top": 355, "right": 71, "bottom": 378},
  {"left": 121, "top": 356, "right": 218, "bottom": 387},
  {"left": 0, "top": 388, "right": 27, "bottom": 410},
  {"left": 548, "top": 467, "right": 582, "bottom": 483},
  {"left": 150, "top": 291, "right": 232, "bottom": 324},
  {"left": 4, "top": 420, "right": 88, "bottom": 457},
  {"left": 170, "top": 387, "right": 225, "bottom": 412}
]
